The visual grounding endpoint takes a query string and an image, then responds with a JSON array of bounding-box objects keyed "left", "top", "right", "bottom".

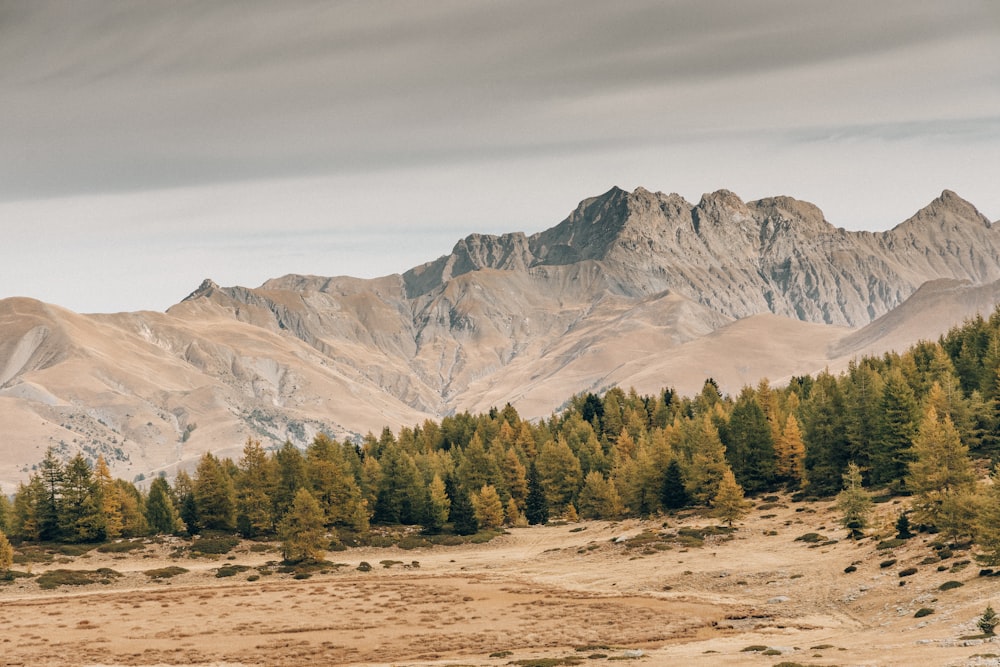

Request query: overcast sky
[{"left": 2, "top": 0, "right": 999, "bottom": 313}]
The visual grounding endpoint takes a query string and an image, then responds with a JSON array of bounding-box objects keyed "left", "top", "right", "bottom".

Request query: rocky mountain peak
[
  {"left": 894, "top": 189, "right": 992, "bottom": 231},
  {"left": 182, "top": 278, "right": 221, "bottom": 302}
]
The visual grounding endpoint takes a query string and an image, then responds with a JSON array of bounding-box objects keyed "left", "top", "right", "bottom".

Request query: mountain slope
[{"left": 1, "top": 186, "right": 999, "bottom": 490}]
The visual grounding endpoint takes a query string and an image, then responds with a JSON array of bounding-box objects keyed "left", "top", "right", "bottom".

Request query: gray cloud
[
  {"left": 1, "top": 1, "right": 999, "bottom": 313},
  {"left": 2, "top": 0, "right": 996, "bottom": 198}
]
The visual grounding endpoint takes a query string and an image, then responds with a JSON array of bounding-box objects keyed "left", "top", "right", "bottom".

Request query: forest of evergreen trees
[{"left": 4, "top": 308, "right": 1000, "bottom": 565}]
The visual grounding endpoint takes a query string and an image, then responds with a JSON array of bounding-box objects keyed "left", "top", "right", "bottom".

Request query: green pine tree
[
  {"left": 58, "top": 454, "right": 103, "bottom": 542},
  {"left": 525, "top": 461, "right": 549, "bottom": 525},
  {"left": 447, "top": 477, "right": 478, "bottom": 535},
  {"left": 147, "top": 477, "right": 184, "bottom": 535},
  {"left": 192, "top": 453, "right": 236, "bottom": 531},
  {"left": 236, "top": 438, "right": 276, "bottom": 538},
  {"left": 660, "top": 459, "right": 689, "bottom": 510},
  {"left": 836, "top": 462, "right": 873, "bottom": 539}
]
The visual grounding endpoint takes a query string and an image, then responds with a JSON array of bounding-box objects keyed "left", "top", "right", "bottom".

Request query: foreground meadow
[{"left": 2, "top": 497, "right": 999, "bottom": 667}]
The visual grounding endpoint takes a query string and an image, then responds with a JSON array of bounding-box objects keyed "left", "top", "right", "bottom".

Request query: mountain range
[{"left": 2, "top": 186, "right": 999, "bottom": 491}]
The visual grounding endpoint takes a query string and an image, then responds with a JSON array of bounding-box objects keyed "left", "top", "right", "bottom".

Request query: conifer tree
[
  {"left": 193, "top": 452, "right": 236, "bottom": 531},
  {"left": 976, "top": 466, "right": 1000, "bottom": 566},
  {"left": 11, "top": 477, "right": 43, "bottom": 541},
  {"left": 471, "top": 484, "right": 505, "bottom": 530},
  {"left": 94, "top": 456, "right": 123, "bottom": 539},
  {"left": 0, "top": 531, "right": 13, "bottom": 575},
  {"left": 724, "top": 387, "right": 776, "bottom": 493},
  {"left": 59, "top": 453, "right": 103, "bottom": 542},
  {"left": 500, "top": 447, "right": 528, "bottom": 512},
  {"left": 173, "top": 470, "right": 198, "bottom": 534},
  {"left": 37, "top": 448, "right": 63, "bottom": 541},
  {"left": 907, "top": 405, "right": 977, "bottom": 537},
  {"left": 0, "top": 493, "right": 10, "bottom": 534},
  {"left": 577, "top": 471, "right": 624, "bottom": 519},
  {"left": 536, "top": 436, "right": 582, "bottom": 511},
  {"left": 682, "top": 415, "right": 729, "bottom": 505},
  {"left": 307, "top": 434, "right": 365, "bottom": 527},
  {"left": 279, "top": 488, "right": 327, "bottom": 564},
  {"left": 447, "top": 477, "right": 478, "bottom": 535},
  {"left": 836, "top": 462, "right": 873, "bottom": 539},
  {"left": 273, "top": 440, "right": 307, "bottom": 520},
  {"left": 423, "top": 474, "right": 450, "bottom": 534},
  {"left": 979, "top": 605, "right": 1000, "bottom": 636},
  {"left": 147, "top": 477, "right": 184, "bottom": 535},
  {"left": 712, "top": 467, "right": 749, "bottom": 527},
  {"left": 774, "top": 413, "right": 806, "bottom": 488},
  {"left": 455, "top": 433, "right": 499, "bottom": 493},
  {"left": 373, "top": 444, "right": 424, "bottom": 524},
  {"left": 525, "top": 461, "right": 549, "bottom": 525},
  {"left": 871, "top": 367, "right": 919, "bottom": 488},
  {"left": 802, "top": 372, "right": 851, "bottom": 495},
  {"left": 843, "top": 361, "right": 884, "bottom": 471},
  {"left": 234, "top": 438, "right": 275, "bottom": 538},
  {"left": 115, "top": 480, "right": 148, "bottom": 537},
  {"left": 505, "top": 497, "right": 527, "bottom": 527},
  {"left": 660, "top": 459, "right": 689, "bottom": 510}
]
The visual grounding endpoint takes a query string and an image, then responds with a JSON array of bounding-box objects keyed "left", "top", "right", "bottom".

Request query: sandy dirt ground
[{"left": 3, "top": 498, "right": 1000, "bottom": 667}]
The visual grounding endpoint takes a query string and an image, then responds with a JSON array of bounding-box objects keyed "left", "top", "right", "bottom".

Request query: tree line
[{"left": 3, "top": 307, "right": 1000, "bottom": 563}]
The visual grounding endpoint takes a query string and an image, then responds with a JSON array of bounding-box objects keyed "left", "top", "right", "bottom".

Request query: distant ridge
[{"left": 1, "top": 187, "right": 999, "bottom": 490}]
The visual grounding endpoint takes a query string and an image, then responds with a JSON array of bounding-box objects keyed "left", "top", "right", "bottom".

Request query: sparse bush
[
  {"left": 36, "top": 568, "right": 122, "bottom": 589},
  {"left": 795, "top": 532, "right": 825, "bottom": 543},
  {"left": 979, "top": 605, "right": 1000, "bottom": 636},
  {"left": 357, "top": 561, "right": 372, "bottom": 572},
  {"left": 914, "top": 607, "right": 934, "bottom": 618},
  {"left": 877, "top": 538, "right": 906, "bottom": 550},
  {"left": 880, "top": 559, "right": 897, "bottom": 568},
  {"left": 899, "top": 567, "right": 917, "bottom": 577},
  {"left": 190, "top": 536, "right": 239, "bottom": 555},
  {"left": 215, "top": 564, "right": 250, "bottom": 578},
  {"left": 143, "top": 566, "right": 187, "bottom": 579},
  {"left": 844, "top": 565, "right": 857, "bottom": 573},
  {"left": 939, "top": 580, "right": 964, "bottom": 591},
  {"left": 97, "top": 540, "right": 145, "bottom": 553}
]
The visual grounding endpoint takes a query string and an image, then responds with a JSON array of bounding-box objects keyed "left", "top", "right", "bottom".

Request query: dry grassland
[{"left": 3, "top": 497, "right": 1000, "bottom": 666}]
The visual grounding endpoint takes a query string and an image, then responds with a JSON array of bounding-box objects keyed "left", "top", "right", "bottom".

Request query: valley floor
[{"left": 2, "top": 498, "right": 1000, "bottom": 666}]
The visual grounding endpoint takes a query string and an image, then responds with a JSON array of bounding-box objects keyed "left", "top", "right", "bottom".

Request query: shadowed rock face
[
  {"left": 1, "top": 187, "right": 999, "bottom": 488},
  {"left": 407, "top": 187, "right": 999, "bottom": 327}
]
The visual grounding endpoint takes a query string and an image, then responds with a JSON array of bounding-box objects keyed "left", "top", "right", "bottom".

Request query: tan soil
[{"left": 2, "top": 498, "right": 999, "bottom": 666}]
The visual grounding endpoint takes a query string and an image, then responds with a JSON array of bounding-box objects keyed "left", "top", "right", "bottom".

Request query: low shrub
[
  {"left": 844, "top": 565, "right": 857, "bottom": 573},
  {"left": 397, "top": 535, "right": 431, "bottom": 550},
  {"left": 190, "top": 536, "right": 239, "bottom": 555},
  {"left": 795, "top": 533, "right": 825, "bottom": 544},
  {"left": 914, "top": 607, "right": 934, "bottom": 618},
  {"left": 215, "top": 564, "right": 250, "bottom": 578},
  {"left": 143, "top": 566, "right": 187, "bottom": 579},
  {"left": 939, "top": 580, "right": 964, "bottom": 591},
  {"left": 357, "top": 561, "right": 372, "bottom": 572},
  {"left": 880, "top": 559, "right": 897, "bottom": 569},
  {"left": 36, "top": 568, "right": 122, "bottom": 589},
  {"left": 876, "top": 538, "right": 906, "bottom": 550},
  {"left": 899, "top": 567, "right": 918, "bottom": 577},
  {"left": 97, "top": 540, "right": 145, "bottom": 554}
]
